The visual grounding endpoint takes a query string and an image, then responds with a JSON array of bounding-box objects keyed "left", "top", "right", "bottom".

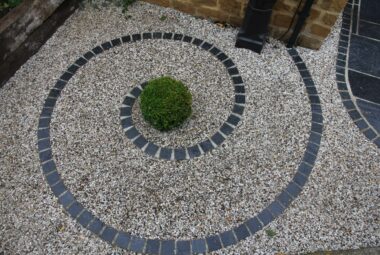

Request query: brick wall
[
  {"left": 270, "top": 0, "right": 348, "bottom": 49},
  {"left": 142, "top": 0, "right": 348, "bottom": 49}
]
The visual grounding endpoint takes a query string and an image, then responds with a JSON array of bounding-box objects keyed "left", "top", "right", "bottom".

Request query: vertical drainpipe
[
  {"left": 235, "top": 0, "right": 278, "bottom": 54},
  {"left": 286, "top": 0, "right": 315, "bottom": 48}
]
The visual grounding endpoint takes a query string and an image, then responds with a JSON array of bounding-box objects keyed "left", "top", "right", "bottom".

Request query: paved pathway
[{"left": 337, "top": 0, "right": 380, "bottom": 147}]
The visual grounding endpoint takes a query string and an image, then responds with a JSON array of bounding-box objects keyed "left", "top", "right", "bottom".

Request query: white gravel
[{"left": 0, "top": 1, "right": 379, "bottom": 254}]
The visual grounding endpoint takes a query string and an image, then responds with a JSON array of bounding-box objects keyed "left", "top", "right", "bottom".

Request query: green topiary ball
[{"left": 140, "top": 76, "right": 192, "bottom": 132}]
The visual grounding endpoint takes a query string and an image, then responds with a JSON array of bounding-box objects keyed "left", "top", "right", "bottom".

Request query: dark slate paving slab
[
  {"left": 115, "top": 232, "right": 131, "bottom": 249},
  {"left": 356, "top": 98, "right": 380, "bottom": 133},
  {"left": 245, "top": 217, "right": 262, "bottom": 234},
  {"left": 145, "top": 239, "right": 160, "bottom": 254},
  {"left": 160, "top": 240, "right": 175, "bottom": 255},
  {"left": 77, "top": 210, "right": 93, "bottom": 227},
  {"left": 349, "top": 70, "right": 380, "bottom": 104},
  {"left": 100, "top": 226, "right": 117, "bottom": 243},
  {"left": 219, "top": 230, "right": 237, "bottom": 248},
  {"left": 349, "top": 34, "right": 380, "bottom": 77},
  {"left": 191, "top": 239, "right": 206, "bottom": 254},
  {"left": 176, "top": 240, "right": 191, "bottom": 255},
  {"left": 359, "top": 20, "right": 380, "bottom": 40},
  {"left": 206, "top": 235, "right": 222, "bottom": 252},
  {"left": 233, "top": 224, "right": 250, "bottom": 241},
  {"left": 360, "top": 0, "right": 380, "bottom": 24},
  {"left": 352, "top": 4, "right": 359, "bottom": 34}
]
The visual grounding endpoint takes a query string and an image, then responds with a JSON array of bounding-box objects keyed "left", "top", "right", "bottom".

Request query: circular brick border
[
  {"left": 121, "top": 80, "right": 244, "bottom": 160},
  {"left": 118, "top": 33, "right": 246, "bottom": 160},
  {"left": 38, "top": 32, "right": 323, "bottom": 254}
]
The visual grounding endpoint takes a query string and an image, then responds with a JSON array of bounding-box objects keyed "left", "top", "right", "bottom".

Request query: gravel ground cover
[{"left": 0, "top": 1, "right": 379, "bottom": 254}]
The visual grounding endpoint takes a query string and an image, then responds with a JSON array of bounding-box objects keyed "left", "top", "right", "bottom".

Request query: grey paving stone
[
  {"left": 39, "top": 149, "right": 52, "bottom": 162},
  {"left": 144, "top": 143, "right": 159, "bottom": 157},
  {"left": 87, "top": 218, "right": 104, "bottom": 235},
  {"left": 125, "top": 127, "right": 140, "bottom": 139},
  {"left": 233, "top": 224, "right": 250, "bottom": 241},
  {"left": 257, "top": 209, "right": 274, "bottom": 226},
  {"left": 92, "top": 46, "right": 103, "bottom": 54},
  {"left": 50, "top": 181, "right": 67, "bottom": 197},
  {"left": 354, "top": 119, "right": 369, "bottom": 130},
  {"left": 285, "top": 181, "right": 302, "bottom": 198},
  {"left": 67, "top": 64, "right": 80, "bottom": 74},
  {"left": 306, "top": 141, "right": 319, "bottom": 155},
  {"left": 298, "top": 162, "right": 313, "bottom": 176},
  {"left": 211, "top": 132, "right": 225, "bottom": 145},
  {"left": 120, "top": 107, "right": 132, "bottom": 117},
  {"left": 199, "top": 139, "right": 214, "bottom": 153},
  {"left": 276, "top": 190, "right": 294, "bottom": 208},
  {"left": 206, "top": 235, "right": 222, "bottom": 252},
  {"left": 115, "top": 232, "right": 131, "bottom": 249},
  {"left": 145, "top": 239, "right": 160, "bottom": 254},
  {"left": 174, "top": 148, "right": 186, "bottom": 160},
  {"left": 77, "top": 210, "right": 94, "bottom": 227},
  {"left": 160, "top": 240, "right": 175, "bottom": 255},
  {"left": 191, "top": 239, "right": 206, "bottom": 254},
  {"left": 219, "top": 230, "right": 237, "bottom": 248},
  {"left": 133, "top": 135, "right": 148, "bottom": 149},
  {"left": 187, "top": 145, "right": 201, "bottom": 158},
  {"left": 363, "top": 128, "right": 377, "bottom": 140},
  {"left": 232, "top": 104, "right": 244, "bottom": 115},
  {"left": 122, "top": 35, "right": 131, "bottom": 42},
  {"left": 349, "top": 35, "right": 380, "bottom": 77},
  {"left": 67, "top": 202, "right": 84, "bottom": 218},
  {"left": 245, "top": 217, "right": 262, "bottom": 235},
  {"left": 267, "top": 200, "right": 285, "bottom": 218},
  {"left": 38, "top": 139, "right": 51, "bottom": 152},
  {"left": 293, "top": 172, "right": 308, "bottom": 187},
  {"left": 159, "top": 148, "right": 172, "bottom": 160},
  {"left": 46, "top": 171, "right": 60, "bottom": 185},
  {"left": 142, "top": 32, "right": 152, "bottom": 39},
  {"left": 357, "top": 99, "right": 380, "bottom": 133},
  {"left": 41, "top": 160, "right": 56, "bottom": 174},
  {"left": 176, "top": 240, "right": 190, "bottom": 255},
  {"left": 100, "top": 226, "right": 117, "bottom": 243},
  {"left": 83, "top": 51, "right": 95, "bottom": 60},
  {"left": 227, "top": 114, "right": 241, "bottom": 126},
  {"left": 57, "top": 191, "right": 75, "bottom": 208},
  {"left": 75, "top": 57, "right": 87, "bottom": 66},
  {"left": 129, "top": 236, "right": 146, "bottom": 253},
  {"left": 220, "top": 123, "right": 234, "bottom": 136}
]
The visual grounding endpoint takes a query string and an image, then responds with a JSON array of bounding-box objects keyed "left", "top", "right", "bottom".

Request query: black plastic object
[
  {"left": 235, "top": 0, "right": 278, "bottom": 54},
  {"left": 287, "top": 0, "right": 315, "bottom": 48}
]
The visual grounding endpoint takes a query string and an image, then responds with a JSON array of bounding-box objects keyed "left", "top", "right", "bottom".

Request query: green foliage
[
  {"left": 160, "top": 15, "right": 167, "bottom": 21},
  {"left": 266, "top": 229, "right": 277, "bottom": 238},
  {"left": 121, "top": 0, "right": 136, "bottom": 12},
  {"left": 0, "top": 0, "right": 22, "bottom": 11},
  {"left": 140, "top": 77, "right": 192, "bottom": 132}
]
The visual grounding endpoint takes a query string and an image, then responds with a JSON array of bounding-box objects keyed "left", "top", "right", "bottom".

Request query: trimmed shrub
[{"left": 140, "top": 77, "right": 192, "bottom": 131}]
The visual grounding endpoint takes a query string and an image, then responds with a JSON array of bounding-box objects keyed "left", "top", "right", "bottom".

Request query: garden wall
[{"left": 142, "top": 0, "right": 348, "bottom": 49}]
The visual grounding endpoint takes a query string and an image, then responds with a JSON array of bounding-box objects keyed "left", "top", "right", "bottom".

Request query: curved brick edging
[
  {"left": 120, "top": 82, "right": 244, "bottom": 161},
  {"left": 118, "top": 34, "right": 246, "bottom": 160},
  {"left": 336, "top": 0, "right": 380, "bottom": 148},
  {"left": 37, "top": 33, "right": 322, "bottom": 254}
]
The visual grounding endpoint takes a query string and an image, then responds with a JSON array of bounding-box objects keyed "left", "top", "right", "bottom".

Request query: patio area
[{"left": 0, "top": 1, "right": 379, "bottom": 254}]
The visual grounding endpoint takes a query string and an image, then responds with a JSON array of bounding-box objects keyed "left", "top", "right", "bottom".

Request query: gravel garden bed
[{"left": 0, "top": 1, "right": 378, "bottom": 254}]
